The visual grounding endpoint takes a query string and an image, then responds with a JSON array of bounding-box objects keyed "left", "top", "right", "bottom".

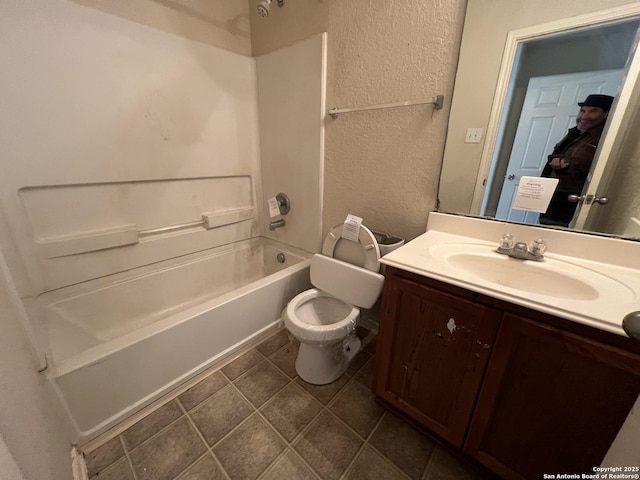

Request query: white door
[{"left": 494, "top": 70, "right": 623, "bottom": 223}]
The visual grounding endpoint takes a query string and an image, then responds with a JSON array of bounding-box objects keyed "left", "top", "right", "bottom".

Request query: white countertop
[{"left": 381, "top": 213, "right": 640, "bottom": 337}]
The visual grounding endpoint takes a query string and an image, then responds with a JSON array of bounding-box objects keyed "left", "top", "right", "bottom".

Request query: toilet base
[{"left": 295, "top": 336, "right": 361, "bottom": 385}]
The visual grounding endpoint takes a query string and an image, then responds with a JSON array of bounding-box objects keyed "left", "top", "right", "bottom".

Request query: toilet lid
[{"left": 321, "top": 224, "right": 380, "bottom": 272}]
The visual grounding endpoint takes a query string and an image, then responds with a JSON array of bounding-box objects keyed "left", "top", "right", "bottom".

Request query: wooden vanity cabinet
[
  {"left": 375, "top": 266, "right": 640, "bottom": 480},
  {"left": 374, "top": 270, "right": 501, "bottom": 446},
  {"left": 465, "top": 313, "right": 640, "bottom": 479}
]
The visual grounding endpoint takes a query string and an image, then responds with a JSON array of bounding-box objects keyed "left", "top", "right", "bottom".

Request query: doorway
[
  {"left": 479, "top": 19, "right": 638, "bottom": 221},
  {"left": 493, "top": 69, "right": 622, "bottom": 224}
]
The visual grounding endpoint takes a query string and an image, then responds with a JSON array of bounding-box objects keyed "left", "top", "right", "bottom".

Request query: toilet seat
[
  {"left": 283, "top": 289, "right": 359, "bottom": 344},
  {"left": 322, "top": 224, "right": 380, "bottom": 272}
]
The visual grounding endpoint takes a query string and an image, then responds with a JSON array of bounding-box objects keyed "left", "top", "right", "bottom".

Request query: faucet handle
[
  {"left": 529, "top": 239, "right": 547, "bottom": 257},
  {"left": 498, "top": 233, "right": 515, "bottom": 252}
]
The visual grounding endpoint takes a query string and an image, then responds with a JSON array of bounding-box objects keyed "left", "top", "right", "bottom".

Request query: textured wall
[
  {"left": 251, "top": 0, "right": 466, "bottom": 241},
  {"left": 70, "top": 0, "right": 251, "bottom": 55}
]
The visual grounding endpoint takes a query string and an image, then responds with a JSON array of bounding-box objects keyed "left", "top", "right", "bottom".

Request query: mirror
[{"left": 439, "top": 1, "right": 640, "bottom": 240}]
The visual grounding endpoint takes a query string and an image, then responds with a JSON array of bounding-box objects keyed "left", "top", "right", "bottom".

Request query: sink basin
[{"left": 428, "top": 243, "right": 634, "bottom": 302}]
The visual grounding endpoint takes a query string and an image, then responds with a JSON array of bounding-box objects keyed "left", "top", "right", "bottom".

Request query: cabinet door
[
  {"left": 375, "top": 275, "right": 501, "bottom": 446},
  {"left": 465, "top": 313, "right": 640, "bottom": 480}
]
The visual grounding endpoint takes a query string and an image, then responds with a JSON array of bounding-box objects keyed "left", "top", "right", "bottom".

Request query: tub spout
[{"left": 269, "top": 219, "right": 286, "bottom": 230}]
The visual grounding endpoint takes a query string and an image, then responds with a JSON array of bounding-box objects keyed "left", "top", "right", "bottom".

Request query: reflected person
[{"left": 539, "top": 94, "right": 614, "bottom": 227}]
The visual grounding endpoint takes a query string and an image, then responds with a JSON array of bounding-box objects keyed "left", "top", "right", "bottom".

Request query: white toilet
[{"left": 283, "top": 224, "right": 385, "bottom": 385}]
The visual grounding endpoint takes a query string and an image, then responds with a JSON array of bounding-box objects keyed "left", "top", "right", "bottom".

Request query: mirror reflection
[{"left": 439, "top": 2, "right": 640, "bottom": 240}]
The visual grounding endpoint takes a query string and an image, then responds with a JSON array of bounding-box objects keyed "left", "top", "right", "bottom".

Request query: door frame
[{"left": 573, "top": 34, "right": 640, "bottom": 230}]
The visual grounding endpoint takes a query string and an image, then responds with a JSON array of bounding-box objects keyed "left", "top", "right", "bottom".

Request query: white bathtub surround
[
  {"left": 0, "top": 248, "right": 75, "bottom": 480},
  {"left": 382, "top": 212, "right": 640, "bottom": 338},
  {"left": 41, "top": 238, "right": 311, "bottom": 440},
  {"left": 257, "top": 33, "right": 326, "bottom": 253},
  {"left": 1, "top": 0, "right": 263, "bottom": 297},
  {"left": 1, "top": 0, "right": 326, "bottom": 446}
]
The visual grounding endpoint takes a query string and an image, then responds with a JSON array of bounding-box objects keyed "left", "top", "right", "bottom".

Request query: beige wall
[
  {"left": 70, "top": 0, "right": 251, "bottom": 55},
  {"left": 440, "top": 0, "right": 640, "bottom": 215},
  {"left": 251, "top": 0, "right": 467, "bottom": 241}
]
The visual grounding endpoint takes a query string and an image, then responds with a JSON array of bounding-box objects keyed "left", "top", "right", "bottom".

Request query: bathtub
[{"left": 40, "top": 237, "right": 311, "bottom": 441}]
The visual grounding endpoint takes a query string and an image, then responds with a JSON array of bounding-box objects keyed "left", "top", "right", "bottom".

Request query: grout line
[
  {"left": 421, "top": 446, "right": 437, "bottom": 480},
  {"left": 232, "top": 365, "right": 292, "bottom": 410},
  {"left": 219, "top": 350, "right": 268, "bottom": 384},
  {"left": 117, "top": 435, "right": 139, "bottom": 480},
  {"left": 283, "top": 401, "right": 326, "bottom": 446},
  {"left": 365, "top": 411, "right": 431, "bottom": 480},
  {"left": 254, "top": 450, "right": 290, "bottom": 480},
  {"left": 279, "top": 408, "right": 329, "bottom": 480},
  {"left": 120, "top": 401, "right": 186, "bottom": 455},
  {"left": 174, "top": 372, "right": 231, "bottom": 413},
  {"left": 364, "top": 412, "right": 416, "bottom": 480},
  {"left": 202, "top": 383, "right": 263, "bottom": 449},
  {"left": 85, "top": 330, "right": 403, "bottom": 480},
  {"left": 169, "top": 452, "right": 212, "bottom": 480},
  {"left": 338, "top": 439, "right": 367, "bottom": 480},
  {"left": 180, "top": 401, "right": 232, "bottom": 480},
  {"left": 263, "top": 341, "right": 300, "bottom": 380},
  {"left": 228, "top": 376, "right": 324, "bottom": 479}
]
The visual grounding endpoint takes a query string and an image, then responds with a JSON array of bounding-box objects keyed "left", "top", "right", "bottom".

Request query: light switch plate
[{"left": 465, "top": 128, "right": 483, "bottom": 143}]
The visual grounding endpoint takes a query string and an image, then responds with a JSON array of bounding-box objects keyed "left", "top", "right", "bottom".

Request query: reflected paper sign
[{"left": 512, "top": 176, "right": 559, "bottom": 213}]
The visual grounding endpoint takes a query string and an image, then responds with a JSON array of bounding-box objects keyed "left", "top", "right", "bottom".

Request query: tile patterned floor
[{"left": 83, "top": 328, "right": 491, "bottom": 480}]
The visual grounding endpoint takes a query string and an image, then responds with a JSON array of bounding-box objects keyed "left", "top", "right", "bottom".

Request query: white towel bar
[{"left": 328, "top": 95, "right": 444, "bottom": 119}]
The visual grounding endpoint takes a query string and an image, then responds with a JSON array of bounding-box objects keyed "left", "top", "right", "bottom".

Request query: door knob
[
  {"left": 567, "top": 194, "right": 609, "bottom": 205},
  {"left": 507, "top": 174, "right": 516, "bottom": 181}
]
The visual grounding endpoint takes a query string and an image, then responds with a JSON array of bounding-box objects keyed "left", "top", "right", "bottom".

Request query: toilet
[{"left": 283, "top": 224, "right": 385, "bottom": 385}]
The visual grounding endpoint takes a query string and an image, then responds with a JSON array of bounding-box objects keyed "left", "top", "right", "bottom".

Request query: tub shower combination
[{"left": 40, "top": 238, "right": 311, "bottom": 440}]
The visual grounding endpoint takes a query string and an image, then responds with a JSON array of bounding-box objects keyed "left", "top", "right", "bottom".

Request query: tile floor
[{"left": 83, "top": 328, "right": 492, "bottom": 480}]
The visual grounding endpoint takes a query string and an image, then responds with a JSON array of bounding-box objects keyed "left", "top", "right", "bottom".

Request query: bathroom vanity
[{"left": 374, "top": 214, "right": 640, "bottom": 480}]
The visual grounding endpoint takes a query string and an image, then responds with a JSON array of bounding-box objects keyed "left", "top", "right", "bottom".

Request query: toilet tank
[{"left": 310, "top": 254, "right": 384, "bottom": 308}]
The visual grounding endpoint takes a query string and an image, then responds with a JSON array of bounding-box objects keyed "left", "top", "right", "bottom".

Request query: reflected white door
[{"left": 495, "top": 70, "right": 623, "bottom": 223}]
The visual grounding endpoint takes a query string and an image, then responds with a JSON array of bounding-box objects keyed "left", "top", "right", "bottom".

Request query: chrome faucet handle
[
  {"left": 497, "top": 233, "right": 515, "bottom": 253},
  {"left": 529, "top": 239, "right": 547, "bottom": 258}
]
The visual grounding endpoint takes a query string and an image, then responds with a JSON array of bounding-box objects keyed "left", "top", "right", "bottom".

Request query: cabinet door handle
[{"left": 623, "top": 312, "right": 640, "bottom": 341}]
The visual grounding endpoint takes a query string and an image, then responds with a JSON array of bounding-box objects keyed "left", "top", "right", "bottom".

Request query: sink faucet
[
  {"left": 496, "top": 234, "right": 546, "bottom": 261},
  {"left": 269, "top": 219, "right": 286, "bottom": 230}
]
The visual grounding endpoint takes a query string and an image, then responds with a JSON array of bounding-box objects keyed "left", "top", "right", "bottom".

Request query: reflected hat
[{"left": 578, "top": 94, "right": 614, "bottom": 110}]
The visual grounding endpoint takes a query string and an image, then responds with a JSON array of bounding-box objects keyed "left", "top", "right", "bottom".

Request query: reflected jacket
[{"left": 541, "top": 122, "right": 606, "bottom": 193}]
